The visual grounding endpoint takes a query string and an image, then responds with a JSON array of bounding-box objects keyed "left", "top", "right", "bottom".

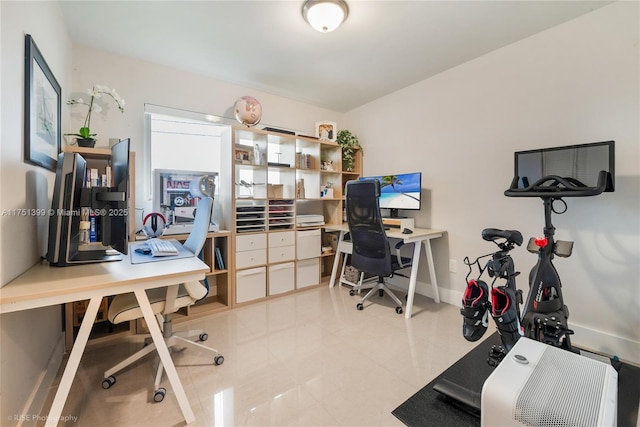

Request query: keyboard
[{"left": 146, "top": 238, "right": 179, "bottom": 257}]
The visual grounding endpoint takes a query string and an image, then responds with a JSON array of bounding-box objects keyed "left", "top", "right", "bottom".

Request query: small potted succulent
[
  {"left": 66, "top": 85, "right": 125, "bottom": 147},
  {"left": 336, "top": 129, "right": 363, "bottom": 172}
]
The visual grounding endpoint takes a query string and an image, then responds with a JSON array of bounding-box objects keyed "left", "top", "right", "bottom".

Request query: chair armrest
[{"left": 184, "top": 281, "right": 208, "bottom": 301}]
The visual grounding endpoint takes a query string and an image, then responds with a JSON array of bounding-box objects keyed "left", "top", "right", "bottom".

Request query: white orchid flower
[{"left": 66, "top": 83, "right": 125, "bottom": 141}]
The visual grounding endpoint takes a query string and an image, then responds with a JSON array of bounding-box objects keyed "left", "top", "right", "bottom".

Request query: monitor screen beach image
[{"left": 360, "top": 172, "right": 422, "bottom": 210}]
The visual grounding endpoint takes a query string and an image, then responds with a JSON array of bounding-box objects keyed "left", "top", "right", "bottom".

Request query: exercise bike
[
  {"left": 437, "top": 142, "right": 616, "bottom": 416},
  {"left": 462, "top": 195, "right": 576, "bottom": 365}
]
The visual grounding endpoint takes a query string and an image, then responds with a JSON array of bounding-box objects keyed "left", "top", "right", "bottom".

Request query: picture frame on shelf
[
  {"left": 234, "top": 146, "right": 252, "bottom": 164},
  {"left": 24, "top": 34, "right": 61, "bottom": 172},
  {"left": 315, "top": 121, "right": 336, "bottom": 142}
]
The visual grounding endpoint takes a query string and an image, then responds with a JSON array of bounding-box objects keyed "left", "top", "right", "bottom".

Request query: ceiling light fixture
[{"left": 302, "top": 0, "right": 349, "bottom": 33}]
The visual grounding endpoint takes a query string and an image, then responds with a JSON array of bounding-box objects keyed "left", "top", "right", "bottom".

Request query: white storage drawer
[
  {"left": 236, "top": 233, "right": 267, "bottom": 252},
  {"left": 268, "top": 262, "right": 295, "bottom": 295},
  {"left": 296, "top": 258, "right": 320, "bottom": 288},
  {"left": 236, "top": 267, "right": 266, "bottom": 303},
  {"left": 268, "top": 231, "right": 295, "bottom": 248},
  {"left": 269, "top": 245, "right": 295, "bottom": 263},
  {"left": 236, "top": 248, "right": 267, "bottom": 269},
  {"left": 296, "top": 229, "right": 321, "bottom": 260}
]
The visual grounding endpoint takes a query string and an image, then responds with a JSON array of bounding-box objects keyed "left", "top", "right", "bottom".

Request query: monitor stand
[
  {"left": 71, "top": 249, "right": 123, "bottom": 264},
  {"left": 69, "top": 245, "right": 124, "bottom": 264},
  {"left": 386, "top": 208, "right": 405, "bottom": 219}
]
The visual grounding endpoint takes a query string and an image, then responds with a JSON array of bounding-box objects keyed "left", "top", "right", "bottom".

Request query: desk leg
[
  {"left": 329, "top": 231, "right": 346, "bottom": 288},
  {"left": 424, "top": 238, "right": 441, "bottom": 304},
  {"left": 45, "top": 297, "right": 101, "bottom": 427},
  {"left": 134, "top": 289, "right": 195, "bottom": 424},
  {"left": 404, "top": 242, "right": 423, "bottom": 319}
]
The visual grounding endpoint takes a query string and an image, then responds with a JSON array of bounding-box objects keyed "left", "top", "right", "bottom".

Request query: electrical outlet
[{"left": 449, "top": 259, "right": 457, "bottom": 273}]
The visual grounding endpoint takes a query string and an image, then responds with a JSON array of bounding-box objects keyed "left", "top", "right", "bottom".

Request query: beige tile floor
[{"left": 48, "top": 285, "right": 485, "bottom": 426}]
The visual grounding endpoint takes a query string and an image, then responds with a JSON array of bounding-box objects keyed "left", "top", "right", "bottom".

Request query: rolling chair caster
[
  {"left": 356, "top": 303, "right": 364, "bottom": 310},
  {"left": 154, "top": 387, "right": 166, "bottom": 402},
  {"left": 214, "top": 354, "right": 225, "bottom": 365},
  {"left": 349, "top": 289, "right": 356, "bottom": 296},
  {"left": 199, "top": 333, "right": 208, "bottom": 341},
  {"left": 101, "top": 375, "right": 116, "bottom": 389},
  {"left": 379, "top": 289, "right": 384, "bottom": 297},
  {"left": 395, "top": 306, "right": 403, "bottom": 314}
]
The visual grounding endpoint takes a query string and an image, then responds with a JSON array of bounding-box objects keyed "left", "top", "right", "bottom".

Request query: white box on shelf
[
  {"left": 268, "top": 262, "right": 295, "bottom": 295},
  {"left": 236, "top": 267, "right": 266, "bottom": 303},
  {"left": 296, "top": 229, "right": 321, "bottom": 259},
  {"left": 235, "top": 248, "right": 267, "bottom": 269},
  {"left": 296, "top": 258, "right": 320, "bottom": 288}
]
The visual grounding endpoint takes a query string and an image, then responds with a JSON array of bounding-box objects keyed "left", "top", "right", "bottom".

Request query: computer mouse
[
  {"left": 402, "top": 228, "right": 413, "bottom": 234},
  {"left": 135, "top": 247, "right": 152, "bottom": 255}
]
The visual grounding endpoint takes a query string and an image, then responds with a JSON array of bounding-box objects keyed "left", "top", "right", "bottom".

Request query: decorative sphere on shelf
[{"left": 234, "top": 96, "right": 262, "bottom": 126}]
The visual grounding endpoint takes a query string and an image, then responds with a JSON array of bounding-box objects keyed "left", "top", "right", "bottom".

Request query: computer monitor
[
  {"left": 359, "top": 172, "right": 422, "bottom": 218},
  {"left": 506, "top": 140, "right": 615, "bottom": 197},
  {"left": 47, "top": 139, "right": 130, "bottom": 266},
  {"left": 92, "top": 139, "right": 130, "bottom": 254}
]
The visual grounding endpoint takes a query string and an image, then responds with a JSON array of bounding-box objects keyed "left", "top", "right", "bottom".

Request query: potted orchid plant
[{"left": 66, "top": 85, "right": 125, "bottom": 147}]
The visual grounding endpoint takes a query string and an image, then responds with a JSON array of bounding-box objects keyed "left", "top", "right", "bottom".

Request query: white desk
[
  {"left": 324, "top": 223, "right": 444, "bottom": 319},
  {"left": 0, "top": 249, "right": 209, "bottom": 426}
]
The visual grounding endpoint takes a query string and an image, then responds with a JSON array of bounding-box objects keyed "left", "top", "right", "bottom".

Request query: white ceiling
[{"left": 59, "top": 1, "right": 613, "bottom": 113}]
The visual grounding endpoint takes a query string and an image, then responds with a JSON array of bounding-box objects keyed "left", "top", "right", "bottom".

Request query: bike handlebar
[{"left": 504, "top": 170, "right": 612, "bottom": 198}]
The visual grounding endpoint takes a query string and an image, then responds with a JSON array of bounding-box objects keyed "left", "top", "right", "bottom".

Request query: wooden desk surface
[
  {"left": 0, "top": 251, "right": 209, "bottom": 314},
  {"left": 324, "top": 223, "right": 445, "bottom": 241}
]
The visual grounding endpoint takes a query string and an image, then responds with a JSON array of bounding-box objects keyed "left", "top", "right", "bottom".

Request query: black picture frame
[{"left": 24, "top": 34, "right": 61, "bottom": 172}]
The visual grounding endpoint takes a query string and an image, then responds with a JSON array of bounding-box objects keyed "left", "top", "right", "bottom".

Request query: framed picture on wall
[
  {"left": 315, "top": 121, "right": 336, "bottom": 142},
  {"left": 24, "top": 34, "right": 61, "bottom": 172}
]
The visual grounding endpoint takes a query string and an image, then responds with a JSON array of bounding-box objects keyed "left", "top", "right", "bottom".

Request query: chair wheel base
[
  {"left": 154, "top": 387, "right": 166, "bottom": 402},
  {"left": 379, "top": 289, "right": 384, "bottom": 297},
  {"left": 214, "top": 354, "right": 225, "bottom": 365},
  {"left": 102, "top": 375, "right": 116, "bottom": 389}
]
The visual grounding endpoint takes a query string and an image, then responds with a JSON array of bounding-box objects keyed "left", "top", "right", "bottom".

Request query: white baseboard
[
  {"left": 411, "top": 278, "right": 463, "bottom": 306},
  {"left": 570, "top": 324, "right": 640, "bottom": 366},
  {"left": 18, "top": 332, "right": 65, "bottom": 427}
]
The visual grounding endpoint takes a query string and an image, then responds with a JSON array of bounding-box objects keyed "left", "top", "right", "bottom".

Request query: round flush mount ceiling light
[{"left": 302, "top": 0, "right": 349, "bottom": 33}]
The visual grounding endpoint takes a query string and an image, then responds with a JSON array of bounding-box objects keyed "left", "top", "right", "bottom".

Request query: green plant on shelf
[{"left": 336, "top": 129, "right": 362, "bottom": 172}]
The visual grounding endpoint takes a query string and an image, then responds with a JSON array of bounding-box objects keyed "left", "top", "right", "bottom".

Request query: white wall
[
  {"left": 0, "top": 0, "right": 72, "bottom": 421},
  {"left": 344, "top": 1, "right": 639, "bottom": 363},
  {"left": 1, "top": 10, "right": 343, "bottom": 420},
  {"left": 67, "top": 46, "right": 344, "bottom": 231}
]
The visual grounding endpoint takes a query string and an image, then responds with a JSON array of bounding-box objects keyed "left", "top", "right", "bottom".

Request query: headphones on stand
[{"left": 142, "top": 212, "right": 168, "bottom": 238}]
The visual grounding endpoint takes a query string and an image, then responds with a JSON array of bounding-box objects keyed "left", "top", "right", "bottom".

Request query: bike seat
[{"left": 481, "top": 228, "right": 523, "bottom": 246}]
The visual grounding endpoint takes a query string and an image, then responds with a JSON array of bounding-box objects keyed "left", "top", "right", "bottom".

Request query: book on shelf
[{"left": 214, "top": 247, "right": 225, "bottom": 270}]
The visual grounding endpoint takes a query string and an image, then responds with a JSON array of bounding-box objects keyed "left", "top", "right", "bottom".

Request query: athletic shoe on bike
[
  {"left": 491, "top": 286, "right": 523, "bottom": 351},
  {"left": 460, "top": 279, "right": 489, "bottom": 341}
]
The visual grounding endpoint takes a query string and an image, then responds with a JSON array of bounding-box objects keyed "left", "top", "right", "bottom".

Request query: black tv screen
[{"left": 506, "top": 141, "right": 614, "bottom": 197}]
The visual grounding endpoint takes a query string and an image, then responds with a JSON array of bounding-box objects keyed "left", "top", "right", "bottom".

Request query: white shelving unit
[{"left": 231, "top": 126, "right": 354, "bottom": 305}]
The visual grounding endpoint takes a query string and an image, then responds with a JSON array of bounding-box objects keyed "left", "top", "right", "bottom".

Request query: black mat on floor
[{"left": 392, "top": 333, "right": 640, "bottom": 427}]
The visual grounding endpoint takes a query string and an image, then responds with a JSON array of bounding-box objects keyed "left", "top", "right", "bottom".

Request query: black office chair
[{"left": 345, "top": 179, "right": 413, "bottom": 314}]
